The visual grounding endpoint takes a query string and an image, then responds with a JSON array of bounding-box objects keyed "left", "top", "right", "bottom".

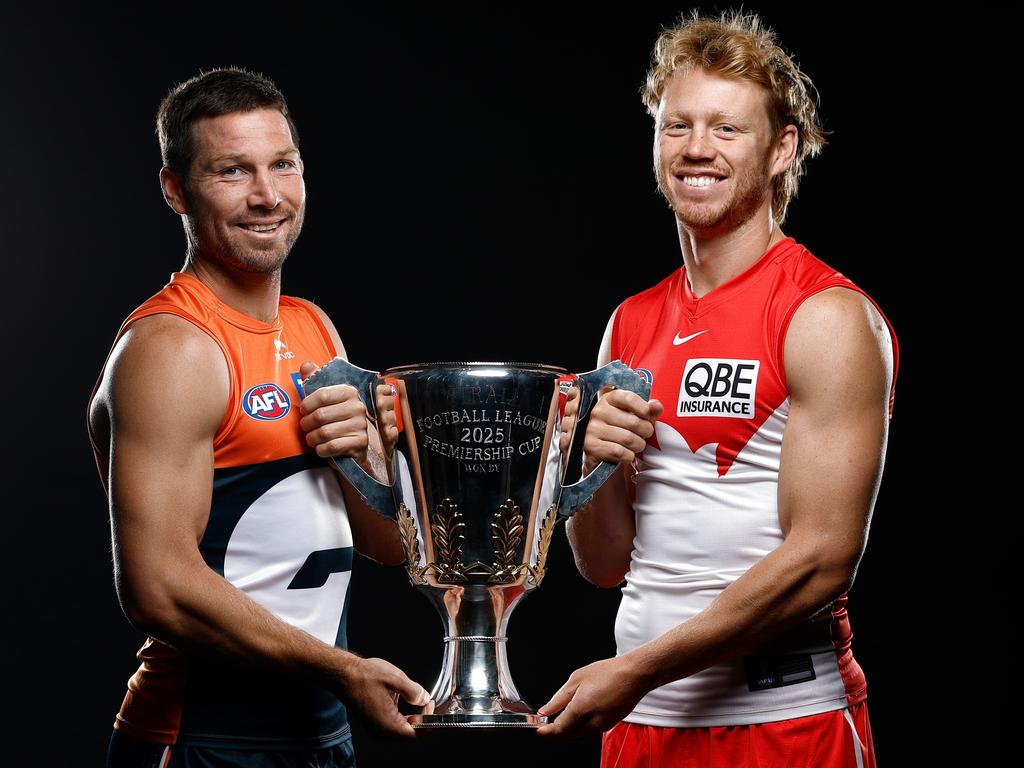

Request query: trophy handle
[
  {"left": 301, "top": 357, "right": 400, "bottom": 520},
  {"left": 556, "top": 360, "right": 651, "bottom": 518}
]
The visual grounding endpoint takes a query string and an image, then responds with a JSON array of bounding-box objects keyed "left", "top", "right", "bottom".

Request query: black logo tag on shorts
[{"left": 745, "top": 654, "right": 816, "bottom": 691}]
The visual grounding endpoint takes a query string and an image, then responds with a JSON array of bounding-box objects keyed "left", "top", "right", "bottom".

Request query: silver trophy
[{"left": 303, "top": 360, "right": 649, "bottom": 728}]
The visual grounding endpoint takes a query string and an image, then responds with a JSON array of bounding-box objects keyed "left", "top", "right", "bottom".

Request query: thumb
[
  {"left": 394, "top": 673, "right": 431, "bottom": 707},
  {"left": 299, "top": 360, "right": 320, "bottom": 380},
  {"left": 537, "top": 679, "right": 577, "bottom": 716},
  {"left": 647, "top": 398, "right": 665, "bottom": 420}
]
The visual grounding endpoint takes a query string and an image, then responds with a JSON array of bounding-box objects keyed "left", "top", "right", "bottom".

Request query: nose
[
  {"left": 683, "top": 127, "right": 714, "bottom": 160},
  {"left": 248, "top": 169, "right": 280, "bottom": 210}
]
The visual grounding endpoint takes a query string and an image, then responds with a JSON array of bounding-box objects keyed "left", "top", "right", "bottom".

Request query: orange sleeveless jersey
[{"left": 90, "top": 272, "right": 356, "bottom": 749}]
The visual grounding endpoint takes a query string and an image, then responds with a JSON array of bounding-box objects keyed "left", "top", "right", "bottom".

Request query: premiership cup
[{"left": 303, "top": 360, "right": 650, "bottom": 728}]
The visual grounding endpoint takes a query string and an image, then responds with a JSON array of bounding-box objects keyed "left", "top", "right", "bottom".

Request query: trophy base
[{"left": 408, "top": 713, "right": 548, "bottom": 729}]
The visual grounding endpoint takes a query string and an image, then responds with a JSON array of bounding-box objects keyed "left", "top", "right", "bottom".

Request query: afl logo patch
[
  {"left": 243, "top": 383, "right": 292, "bottom": 421},
  {"left": 635, "top": 368, "right": 654, "bottom": 387}
]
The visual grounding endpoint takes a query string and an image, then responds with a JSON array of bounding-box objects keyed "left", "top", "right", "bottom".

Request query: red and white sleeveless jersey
[{"left": 611, "top": 237, "right": 899, "bottom": 727}]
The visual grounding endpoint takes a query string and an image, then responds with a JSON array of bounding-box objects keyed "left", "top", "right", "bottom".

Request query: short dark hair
[{"left": 156, "top": 67, "right": 299, "bottom": 183}]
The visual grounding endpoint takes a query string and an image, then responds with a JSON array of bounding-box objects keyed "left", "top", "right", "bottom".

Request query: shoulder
[
  {"left": 784, "top": 287, "right": 894, "bottom": 404},
  {"left": 787, "top": 287, "right": 891, "bottom": 351},
  {"left": 286, "top": 296, "right": 345, "bottom": 358},
  {"left": 110, "top": 313, "right": 226, "bottom": 376},
  {"left": 100, "top": 314, "right": 229, "bottom": 436},
  {"left": 598, "top": 304, "right": 622, "bottom": 366}
]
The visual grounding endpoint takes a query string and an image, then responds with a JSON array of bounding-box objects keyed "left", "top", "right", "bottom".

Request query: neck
[
  {"left": 676, "top": 210, "right": 784, "bottom": 298},
  {"left": 183, "top": 256, "right": 282, "bottom": 323}
]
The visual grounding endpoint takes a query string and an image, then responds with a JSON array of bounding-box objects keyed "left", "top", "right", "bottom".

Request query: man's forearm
[
  {"left": 122, "top": 560, "right": 358, "bottom": 694},
  {"left": 566, "top": 464, "right": 637, "bottom": 588},
  {"left": 358, "top": 441, "right": 390, "bottom": 484},
  {"left": 621, "top": 531, "right": 854, "bottom": 690},
  {"left": 119, "top": 543, "right": 426, "bottom": 737},
  {"left": 336, "top": 443, "right": 405, "bottom": 565}
]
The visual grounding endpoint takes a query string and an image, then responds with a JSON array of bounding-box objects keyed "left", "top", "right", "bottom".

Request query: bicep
[
  {"left": 105, "top": 318, "right": 229, "bottom": 591},
  {"left": 777, "top": 289, "right": 894, "bottom": 562}
]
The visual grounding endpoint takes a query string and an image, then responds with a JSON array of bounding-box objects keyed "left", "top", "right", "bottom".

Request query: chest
[{"left": 622, "top": 301, "right": 790, "bottom": 477}]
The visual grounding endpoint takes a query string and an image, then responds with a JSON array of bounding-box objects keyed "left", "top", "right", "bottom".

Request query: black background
[{"left": 4, "top": 4, "right": 963, "bottom": 766}]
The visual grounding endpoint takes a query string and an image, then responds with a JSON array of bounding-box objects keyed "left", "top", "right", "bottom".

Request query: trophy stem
[{"left": 409, "top": 586, "right": 546, "bottom": 728}]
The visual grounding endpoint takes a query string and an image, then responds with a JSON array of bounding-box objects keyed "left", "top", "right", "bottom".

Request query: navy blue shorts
[{"left": 106, "top": 730, "right": 356, "bottom": 768}]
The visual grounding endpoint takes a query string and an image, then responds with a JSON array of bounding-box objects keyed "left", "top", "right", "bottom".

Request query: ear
[
  {"left": 159, "top": 167, "right": 189, "bottom": 215},
  {"left": 770, "top": 124, "right": 799, "bottom": 179}
]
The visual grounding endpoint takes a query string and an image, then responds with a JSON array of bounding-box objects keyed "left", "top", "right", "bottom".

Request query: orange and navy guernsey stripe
[{"left": 90, "top": 273, "right": 355, "bottom": 749}]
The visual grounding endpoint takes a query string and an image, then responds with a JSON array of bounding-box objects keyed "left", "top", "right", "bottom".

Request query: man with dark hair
[
  {"left": 89, "top": 67, "right": 426, "bottom": 768},
  {"left": 538, "top": 12, "right": 897, "bottom": 767}
]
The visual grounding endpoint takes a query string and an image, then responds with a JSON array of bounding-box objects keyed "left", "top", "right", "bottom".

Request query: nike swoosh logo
[{"left": 673, "top": 330, "right": 709, "bottom": 346}]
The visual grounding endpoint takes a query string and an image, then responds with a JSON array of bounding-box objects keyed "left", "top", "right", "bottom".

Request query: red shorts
[{"left": 601, "top": 702, "right": 875, "bottom": 768}]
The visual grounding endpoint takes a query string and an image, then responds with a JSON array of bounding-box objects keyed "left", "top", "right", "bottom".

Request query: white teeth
[
  {"left": 245, "top": 223, "right": 279, "bottom": 232},
  {"left": 682, "top": 175, "right": 719, "bottom": 187}
]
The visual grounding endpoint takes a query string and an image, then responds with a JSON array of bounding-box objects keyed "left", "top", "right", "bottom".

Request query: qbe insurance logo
[
  {"left": 677, "top": 359, "right": 759, "bottom": 418},
  {"left": 243, "top": 383, "right": 292, "bottom": 421}
]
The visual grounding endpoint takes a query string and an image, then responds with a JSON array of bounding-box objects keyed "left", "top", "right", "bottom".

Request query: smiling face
[
  {"left": 654, "top": 67, "right": 794, "bottom": 237},
  {"left": 173, "top": 108, "right": 306, "bottom": 276}
]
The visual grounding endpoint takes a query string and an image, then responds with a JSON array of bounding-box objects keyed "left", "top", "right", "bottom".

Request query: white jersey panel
[
  {"left": 615, "top": 400, "right": 847, "bottom": 726},
  {"left": 223, "top": 467, "right": 353, "bottom": 645}
]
